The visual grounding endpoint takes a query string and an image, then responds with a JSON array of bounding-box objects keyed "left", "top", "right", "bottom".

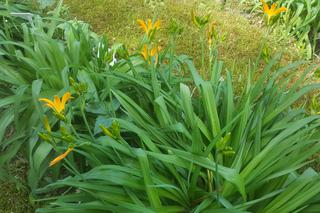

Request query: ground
[{"left": 0, "top": 154, "right": 33, "bottom": 213}]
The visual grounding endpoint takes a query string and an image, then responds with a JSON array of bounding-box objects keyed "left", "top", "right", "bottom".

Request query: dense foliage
[{"left": 1, "top": 0, "right": 320, "bottom": 212}]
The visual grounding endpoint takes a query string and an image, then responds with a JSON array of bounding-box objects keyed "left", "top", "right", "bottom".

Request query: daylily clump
[{"left": 261, "top": 0, "right": 287, "bottom": 24}]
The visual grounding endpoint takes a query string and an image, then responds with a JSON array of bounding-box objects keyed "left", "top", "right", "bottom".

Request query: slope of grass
[{"left": 63, "top": 0, "right": 302, "bottom": 72}]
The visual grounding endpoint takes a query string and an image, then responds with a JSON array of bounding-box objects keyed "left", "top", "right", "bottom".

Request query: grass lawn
[{"left": 63, "top": 0, "right": 303, "bottom": 73}]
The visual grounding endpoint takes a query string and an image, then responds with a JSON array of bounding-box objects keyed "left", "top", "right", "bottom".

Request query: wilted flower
[{"left": 49, "top": 147, "right": 74, "bottom": 167}]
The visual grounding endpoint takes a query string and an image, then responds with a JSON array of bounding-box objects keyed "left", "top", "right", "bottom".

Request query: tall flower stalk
[
  {"left": 191, "top": 9, "right": 210, "bottom": 75},
  {"left": 39, "top": 92, "right": 78, "bottom": 167}
]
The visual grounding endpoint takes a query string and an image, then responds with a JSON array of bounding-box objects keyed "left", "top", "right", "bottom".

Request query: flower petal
[
  {"left": 39, "top": 98, "right": 55, "bottom": 110},
  {"left": 147, "top": 19, "right": 152, "bottom": 32},
  {"left": 260, "top": 0, "right": 269, "bottom": 13},
  {"left": 141, "top": 44, "right": 148, "bottom": 61},
  {"left": 137, "top": 19, "right": 148, "bottom": 34},
  {"left": 153, "top": 20, "right": 161, "bottom": 30},
  {"left": 275, "top": 7, "right": 287, "bottom": 15},
  {"left": 61, "top": 92, "right": 71, "bottom": 111},
  {"left": 150, "top": 47, "right": 157, "bottom": 56},
  {"left": 53, "top": 95, "right": 61, "bottom": 113}
]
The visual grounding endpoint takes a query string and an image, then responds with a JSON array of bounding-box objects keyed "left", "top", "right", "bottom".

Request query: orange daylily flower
[
  {"left": 39, "top": 92, "right": 71, "bottom": 115},
  {"left": 141, "top": 44, "right": 149, "bottom": 61},
  {"left": 261, "top": 0, "right": 287, "bottom": 21},
  {"left": 141, "top": 44, "right": 161, "bottom": 65},
  {"left": 49, "top": 147, "right": 74, "bottom": 167},
  {"left": 137, "top": 18, "right": 160, "bottom": 38}
]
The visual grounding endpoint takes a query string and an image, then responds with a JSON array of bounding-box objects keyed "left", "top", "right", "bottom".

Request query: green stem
[
  {"left": 68, "top": 121, "right": 80, "bottom": 139},
  {"left": 200, "top": 28, "right": 205, "bottom": 75},
  {"left": 151, "top": 65, "right": 160, "bottom": 98},
  {"left": 215, "top": 150, "right": 220, "bottom": 206},
  {"left": 80, "top": 97, "right": 94, "bottom": 139},
  {"left": 106, "top": 72, "right": 116, "bottom": 117},
  {"left": 168, "top": 35, "right": 176, "bottom": 83},
  {"left": 127, "top": 58, "right": 138, "bottom": 77},
  {"left": 64, "top": 158, "right": 82, "bottom": 177}
]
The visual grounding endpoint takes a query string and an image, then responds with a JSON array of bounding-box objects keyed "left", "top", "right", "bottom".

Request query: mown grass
[{"left": 63, "top": 0, "right": 303, "bottom": 73}]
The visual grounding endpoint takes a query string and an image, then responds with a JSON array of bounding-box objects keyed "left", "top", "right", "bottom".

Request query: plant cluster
[{"left": 1, "top": 0, "right": 320, "bottom": 212}]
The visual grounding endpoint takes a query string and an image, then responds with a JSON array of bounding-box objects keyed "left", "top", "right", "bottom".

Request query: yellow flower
[
  {"left": 141, "top": 44, "right": 161, "bottom": 65},
  {"left": 137, "top": 18, "right": 160, "bottom": 38},
  {"left": 261, "top": 0, "right": 287, "bottom": 21},
  {"left": 141, "top": 44, "right": 149, "bottom": 61},
  {"left": 49, "top": 147, "right": 74, "bottom": 167},
  {"left": 39, "top": 92, "right": 71, "bottom": 115}
]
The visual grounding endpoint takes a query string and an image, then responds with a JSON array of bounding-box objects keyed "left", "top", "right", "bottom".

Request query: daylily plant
[
  {"left": 39, "top": 92, "right": 74, "bottom": 167},
  {"left": 261, "top": 0, "right": 287, "bottom": 24}
]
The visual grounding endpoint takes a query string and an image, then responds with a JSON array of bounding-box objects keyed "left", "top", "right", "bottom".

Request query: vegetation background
[{"left": 0, "top": 0, "right": 319, "bottom": 212}]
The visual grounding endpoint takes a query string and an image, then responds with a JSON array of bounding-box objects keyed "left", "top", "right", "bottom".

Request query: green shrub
[
  {"left": 34, "top": 51, "right": 320, "bottom": 212},
  {"left": 0, "top": 1, "right": 111, "bottom": 179}
]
